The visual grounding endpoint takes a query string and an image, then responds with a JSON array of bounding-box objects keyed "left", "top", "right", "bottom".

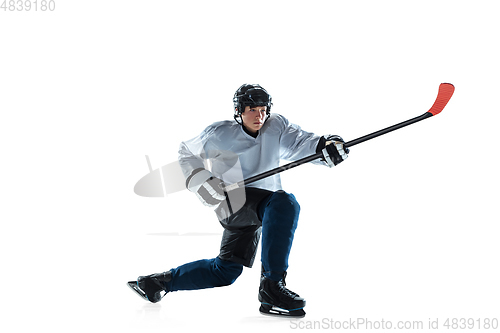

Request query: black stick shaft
[
  {"left": 222, "top": 112, "right": 433, "bottom": 191},
  {"left": 239, "top": 153, "right": 322, "bottom": 186},
  {"left": 344, "top": 112, "right": 432, "bottom": 148}
]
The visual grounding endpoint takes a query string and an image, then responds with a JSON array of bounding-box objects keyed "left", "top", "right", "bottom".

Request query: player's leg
[
  {"left": 128, "top": 257, "right": 243, "bottom": 303},
  {"left": 258, "top": 190, "right": 305, "bottom": 317},
  {"left": 168, "top": 256, "right": 243, "bottom": 291},
  {"left": 259, "top": 190, "right": 300, "bottom": 280}
]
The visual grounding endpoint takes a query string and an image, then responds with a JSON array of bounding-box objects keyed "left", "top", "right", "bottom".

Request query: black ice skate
[
  {"left": 258, "top": 272, "right": 306, "bottom": 318},
  {"left": 127, "top": 271, "right": 172, "bottom": 303}
]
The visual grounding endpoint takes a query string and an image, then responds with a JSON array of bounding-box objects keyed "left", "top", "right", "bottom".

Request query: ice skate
[
  {"left": 258, "top": 272, "right": 306, "bottom": 318},
  {"left": 127, "top": 271, "right": 172, "bottom": 303}
]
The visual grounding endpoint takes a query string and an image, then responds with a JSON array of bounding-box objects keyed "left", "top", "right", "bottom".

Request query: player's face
[{"left": 240, "top": 106, "right": 267, "bottom": 134}]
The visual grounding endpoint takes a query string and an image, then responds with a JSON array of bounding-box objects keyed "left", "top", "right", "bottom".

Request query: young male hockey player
[{"left": 128, "top": 84, "right": 349, "bottom": 317}]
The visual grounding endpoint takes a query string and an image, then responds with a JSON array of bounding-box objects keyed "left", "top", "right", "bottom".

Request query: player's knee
[
  {"left": 270, "top": 190, "right": 300, "bottom": 220},
  {"left": 214, "top": 258, "right": 243, "bottom": 286},
  {"left": 219, "top": 269, "right": 242, "bottom": 286}
]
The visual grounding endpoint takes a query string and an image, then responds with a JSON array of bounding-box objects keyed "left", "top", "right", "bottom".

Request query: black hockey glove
[
  {"left": 318, "top": 135, "right": 349, "bottom": 167},
  {"left": 186, "top": 169, "right": 226, "bottom": 207}
]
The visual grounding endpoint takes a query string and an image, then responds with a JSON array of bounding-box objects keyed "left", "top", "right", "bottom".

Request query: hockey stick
[{"left": 221, "top": 83, "right": 455, "bottom": 192}]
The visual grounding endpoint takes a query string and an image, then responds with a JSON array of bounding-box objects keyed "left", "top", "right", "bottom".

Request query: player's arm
[{"left": 178, "top": 124, "right": 228, "bottom": 208}]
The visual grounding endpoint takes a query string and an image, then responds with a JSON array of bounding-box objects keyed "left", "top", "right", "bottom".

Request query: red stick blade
[{"left": 428, "top": 83, "right": 455, "bottom": 116}]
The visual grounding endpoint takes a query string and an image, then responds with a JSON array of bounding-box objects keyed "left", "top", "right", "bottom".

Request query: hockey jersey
[{"left": 178, "top": 114, "right": 326, "bottom": 192}]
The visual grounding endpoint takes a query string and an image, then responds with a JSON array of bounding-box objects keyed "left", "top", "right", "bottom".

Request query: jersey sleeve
[
  {"left": 276, "top": 114, "right": 325, "bottom": 165},
  {"left": 178, "top": 125, "right": 216, "bottom": 182}
]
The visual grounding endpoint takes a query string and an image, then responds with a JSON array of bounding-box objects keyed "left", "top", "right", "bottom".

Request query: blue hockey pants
[{"left": 165, "top": 190, "right": 300, "bottom": 292}]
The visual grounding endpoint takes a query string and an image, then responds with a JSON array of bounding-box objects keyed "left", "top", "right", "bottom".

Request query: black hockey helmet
[{"left": 233, "top": 84, "right": 272, "bottom": 122}]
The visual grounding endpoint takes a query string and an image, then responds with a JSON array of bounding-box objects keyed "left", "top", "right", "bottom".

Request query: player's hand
[
  {"left": 187, "top": 169, "right": 226, "bottom": 207},
  {"left": 322, "top": 135, "right": 348, "bottom": 167}
]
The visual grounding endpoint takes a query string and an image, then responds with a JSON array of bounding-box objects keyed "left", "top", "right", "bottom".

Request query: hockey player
[{"left": 128, "top": 84, "right": 349, "bottom": 317}]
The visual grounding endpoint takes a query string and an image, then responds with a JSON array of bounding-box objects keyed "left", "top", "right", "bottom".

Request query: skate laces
[{"left": 277, "top": 279, "right": 299, "bottom": 298}]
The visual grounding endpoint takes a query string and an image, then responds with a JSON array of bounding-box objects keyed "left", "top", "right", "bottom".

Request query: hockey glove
[
  {"left": 186, "top": 169, "right": 226, "bottom": 207},
  {"left": 321, "top": 135, "right": 349, "bottom": 167}
]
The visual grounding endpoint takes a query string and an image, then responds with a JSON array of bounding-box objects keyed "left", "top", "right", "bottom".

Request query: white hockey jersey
[{"left": 178, "top": 114, "right": 326, "bottom": 192}]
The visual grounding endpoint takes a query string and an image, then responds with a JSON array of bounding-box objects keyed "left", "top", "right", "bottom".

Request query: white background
[{"left": 1, "top": 1, "right": 499, "bottom": 332}]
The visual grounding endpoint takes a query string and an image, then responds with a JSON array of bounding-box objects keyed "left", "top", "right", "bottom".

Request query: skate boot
[
  {"left": 258, "top": 272, "right": 306, "bottom": 318},
  {"left": 127, "top": 271, "right": 172, "bottom": 303}
]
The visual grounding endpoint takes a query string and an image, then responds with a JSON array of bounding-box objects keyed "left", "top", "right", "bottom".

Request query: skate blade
[
  {"left": 127, "top": 281, "right": 149, "bottom": 301},
  {"left": 259, "top": 303, "right": 306, "bottom": 318}
]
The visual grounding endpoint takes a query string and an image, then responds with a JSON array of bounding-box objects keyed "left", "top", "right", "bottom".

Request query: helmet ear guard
[{"left": 233, "top": 84, "right": 272, "bottom": 124}]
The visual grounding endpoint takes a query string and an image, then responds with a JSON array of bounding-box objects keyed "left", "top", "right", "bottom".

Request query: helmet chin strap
[
  {"left": 234, "top": 109, "right": 243, "bottom": 125},
  {"left": 264, "top": 111, "right": 271, "bottom": 123}
]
